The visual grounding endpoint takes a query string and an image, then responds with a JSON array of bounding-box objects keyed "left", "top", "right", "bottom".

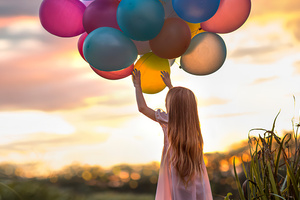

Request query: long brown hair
[{"left": 166, "top": 87, "right": 204, "bottom": 186}]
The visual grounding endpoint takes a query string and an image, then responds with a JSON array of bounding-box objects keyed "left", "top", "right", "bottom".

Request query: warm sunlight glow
[
  {"left": 219, "top": 159, "right": 230, "bottom": 172},
  {"left": 0, "top": 16, "right": 39, "bottom": 29},
  {"left": 0, "top": 111, "right": 75, "bottom": 135},
  {"left": 1, "top": 0, "right": 300, "bottom": 183}
]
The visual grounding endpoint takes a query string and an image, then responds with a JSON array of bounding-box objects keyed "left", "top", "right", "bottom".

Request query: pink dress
[{"left": 155, "top": 109, "right": 213, "bottom": 200}]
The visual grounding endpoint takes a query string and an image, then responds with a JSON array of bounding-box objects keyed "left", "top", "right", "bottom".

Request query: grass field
[{"left": 88, "top": 192, "right": 154, "bottom": 200}]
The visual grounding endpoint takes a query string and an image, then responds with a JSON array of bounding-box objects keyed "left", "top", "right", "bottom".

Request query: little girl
[{"left": 132, "top": 69, "right": 213, "bottom": 200}]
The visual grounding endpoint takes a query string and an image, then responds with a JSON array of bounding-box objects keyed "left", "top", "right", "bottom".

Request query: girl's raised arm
[
  {"left": 132, "top": 69, "right": 156, "bottom": 121},
  {"left": 161, "top": 71, "right": 173, "bottom": 89}
]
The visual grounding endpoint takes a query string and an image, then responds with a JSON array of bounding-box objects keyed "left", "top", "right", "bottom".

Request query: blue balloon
[
  {"left": 83, "top": 27, "right": 137, "bottom": 71},
  {"left": 172, "top": 0, "right": 220, "bottom": 23},
  {"left": 117, "top": 0, "right": 165, "bottom": 41}
]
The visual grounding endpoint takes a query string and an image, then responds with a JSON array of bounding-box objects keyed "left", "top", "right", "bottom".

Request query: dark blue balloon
[
  {"left": 117, "top": 0, "right": 165, "bottom": 41},
  {"left": 83, "top": 27, "right": 137, "bottom": 71},
  {"left": 172, "top": 0, "right": 220, "bottom": 23}
]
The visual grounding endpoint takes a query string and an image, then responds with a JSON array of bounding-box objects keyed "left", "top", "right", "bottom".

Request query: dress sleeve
[{"left": 155, "top": 109, "right": 168, "bottom": 125}]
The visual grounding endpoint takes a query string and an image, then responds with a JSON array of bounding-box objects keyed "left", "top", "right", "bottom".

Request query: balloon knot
[{"left": 179, "top": 66, "right": 182, "bottom": 69}]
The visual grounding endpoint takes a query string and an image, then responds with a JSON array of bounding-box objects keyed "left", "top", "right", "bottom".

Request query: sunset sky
[{"left": 0, "top": 0, "right": 300, "bottom": 175}]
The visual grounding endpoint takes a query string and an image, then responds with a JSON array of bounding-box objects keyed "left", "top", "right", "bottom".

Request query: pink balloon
[
  {"left": 39, "top": 0, "right": 85, "bottom": 37},
  {"left": 77, "top": 32, "right": 88, "bottom": 61},
  {"left": 83, "top": 0, "right": 121, "bottom": 33},
  {"left": 201, "top": 0, "right": 251, "bottom": 33},
  {"left": 91, "top": 64, "right": 134, "bottom": 80}
]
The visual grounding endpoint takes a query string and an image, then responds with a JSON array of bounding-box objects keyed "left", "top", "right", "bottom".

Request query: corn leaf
[
  {"left": 233, "top": 157, "right": 246, "bottom": 200},
  {"left": 267, "top": 162, "right": 280, "bottom": 199}
]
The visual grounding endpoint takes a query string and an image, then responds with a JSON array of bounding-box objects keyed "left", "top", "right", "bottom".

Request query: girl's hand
[
  {"left": 161, "top": 71, "right": 173, "bottom": 89},
  {"left": 132, "top": 68, "right": 141, "bottom": 88}
]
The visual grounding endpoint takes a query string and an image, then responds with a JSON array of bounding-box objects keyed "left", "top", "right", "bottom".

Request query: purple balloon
[
  {"left": 39, "top": 0, "right": 86, "bottom": 37},
  {"left": 83, "top": 0, "right": 121, "bottom": 34}
]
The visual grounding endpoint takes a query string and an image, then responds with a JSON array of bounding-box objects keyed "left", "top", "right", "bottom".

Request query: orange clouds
[
  {"left": 198, "top": 97, "right": 229, "bottom": 107},
  {"left": 0, "top": 15, "right": 134, "bottom": 111},
  {"left": 251, "top": 76, "right": 279, "bottom": 85},
  {"left": 250, "top": 0, "right": 300, "bottom": 17},
  {"left": 294, "top": 61, "right": 300, "bottom": 74},
  {"left": 286, "top": 17, "right": 300, "bottom": 42},
  {"left": 0, "top": 131, "right": 110, "bottom": 155},
  {"left": 0, "top": 16, "right": 38, "bottom": 28}
]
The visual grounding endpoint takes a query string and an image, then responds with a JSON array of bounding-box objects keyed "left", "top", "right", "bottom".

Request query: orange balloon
[
  {"left": 134, "top": 53, "right": 170, "bottom": 94},
  {"left": 185, "top": 22, "right": 205, "bottom": 38},
  {"left": 149, "top": 18, "right": 191, "bottom": 59}
]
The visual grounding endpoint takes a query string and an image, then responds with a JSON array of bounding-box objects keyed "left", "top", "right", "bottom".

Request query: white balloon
[{"left": 180, "top": 32, "right": 227, "bottom": 76}]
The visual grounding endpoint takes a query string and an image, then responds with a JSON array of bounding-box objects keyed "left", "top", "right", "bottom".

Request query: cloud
[
  {"left": 226, "top": 21, "right": 295, "bottom": 65},
  {"left": 0, "top": 16, "right": 134, "bottom": 111},
  {"left": 250, "top": 0, "right": 300, "bottom": 17},
  {"left": 230, "top": 45, "right": 276, "bottom": 58},
  {"left": 0, "top": 131, "right": 110, "bottom": 155},
  {"left": 293, "top": 61, "right": 300, "bottom": 75},
  {"left": 198, "top": 97, "right": 229, "bottom": 107},
  {"left": 84, "top": 92, "right": 136, "bottom": 108},
  {"left": 0, "top": 0, "right": 41, "bottom": 17},
  {"left": 0, "top": 61, "right": 131, "bottom": 111},
  {"left": 286, "top": 17, "right": 300, "bottom": 42},
  {"left": 0, "top": 111, "right": 75, "bottom": 135},
  {"left": 251, "top": 76, "right": 279, "bottom": 85},
  {"left": 229, "top": 45, "right": 283, "bottom": 64},
  {"left": 207, "top": 112, "right": 255, "bottom": 119},
  {"left": 0, "top": 53, "right": 125, "bottom": 111}
]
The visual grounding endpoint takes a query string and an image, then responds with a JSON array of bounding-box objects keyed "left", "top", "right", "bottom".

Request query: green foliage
[
  {"left": 224, "top": 192, "right": 233, "bottom": 200},
  {"left": 0, "top": 180, "right": 84, "bottom": 200},
  {"left": 0, "top": 179, "right": 155, "bottom": 200},
  {"left": 0, "top": 182, "right": 22, "bottom": 200},
  {"left": 233, "top": 110, "right": 300, "bottom": 200}
]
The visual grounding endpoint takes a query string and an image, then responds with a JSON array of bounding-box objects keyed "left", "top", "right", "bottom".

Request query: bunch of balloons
[{"left": 39, "top": 0, "right": 251, "bottom": 94}]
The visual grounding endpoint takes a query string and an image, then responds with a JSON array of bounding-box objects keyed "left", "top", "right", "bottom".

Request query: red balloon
[
  {"left": 201, "top": 0, "right": 251, "bottom": 33},
  {"left": 77, "top": 32, "right": 88, "bottom": 61},
  {"left": 39, "top": 0, "right": 85, "bottom": 37},
  {"left": 83, "top": 0, "right": 121, "bottom": 33},
  {"left": 91, "top": 64, "right": 134, "bottom": 80},
  {"left": 149, "top": 18, "right": 191, "bottom": 59}
]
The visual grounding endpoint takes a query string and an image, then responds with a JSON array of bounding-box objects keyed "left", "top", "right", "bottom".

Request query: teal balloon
[
  {"left": 172, "top": 0, "right": 220, "bottom": 23},
  {"left": 83, "top": 27, "right": 137, "bottom": 71},
  {"left": 117, "top": 0, "right": 165, "bottom": 41}
]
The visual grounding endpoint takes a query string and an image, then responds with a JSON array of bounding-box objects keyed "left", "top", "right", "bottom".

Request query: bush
[{"left": 232, "top": 111, "right": 300, "bottom": 200}]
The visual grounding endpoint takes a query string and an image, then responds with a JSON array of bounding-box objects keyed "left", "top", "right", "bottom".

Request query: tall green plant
[{"left": 233, "top": 110, "right": 300, "bottom": 200}]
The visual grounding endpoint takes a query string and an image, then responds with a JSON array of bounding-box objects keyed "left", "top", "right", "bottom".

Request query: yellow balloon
[
  {"left": 185, "top": 22, "right": 205, "bottom": 39},
  {"left": 134, "top": 52, "right": 170, "bottom": 94}
]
